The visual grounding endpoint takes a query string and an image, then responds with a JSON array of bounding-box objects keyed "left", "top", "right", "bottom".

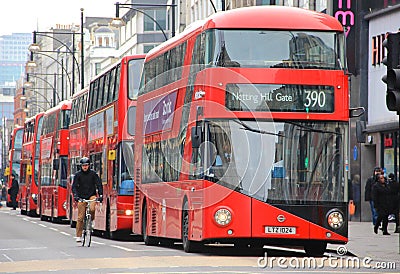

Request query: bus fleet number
[{"left": 304, "top": 90, "right": 326, "bottom": 108}]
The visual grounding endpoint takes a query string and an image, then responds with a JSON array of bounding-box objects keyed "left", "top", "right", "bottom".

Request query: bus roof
[
  {"left": 204, "top": 6, "right": 343, "bottom": 31},
  {"left": 90, "top": 54, "right": 146, "bottom": 83},
  {"left": 25, "top": 112, "right": 44, "bottom": 124},
  {"left": 146, "top": 6, "right": 343, "bottom": 60},
  {"left": 71, "top": 86, "right": 89, "bottom": 99},
  {"left": 43, "top": 100, "right": 72, "bottom": 115}
]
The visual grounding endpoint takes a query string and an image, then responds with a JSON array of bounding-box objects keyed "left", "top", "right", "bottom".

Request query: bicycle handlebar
[{"left": 78, "top": 198, "right": 99, "bottom": 203}]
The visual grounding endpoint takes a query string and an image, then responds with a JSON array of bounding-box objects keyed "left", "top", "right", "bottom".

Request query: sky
[{"left": 0, "top": 0, "right": 118, "bottom": 36}]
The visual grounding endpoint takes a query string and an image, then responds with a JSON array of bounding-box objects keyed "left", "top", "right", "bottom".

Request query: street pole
[
  {"left": 53, "top": 73, "right": 57, "bottom": 107},
  {"left": 172, "top": 0, "right": 176, "bottom": 37},
  {"left": 72, "top": 32, "right": 75, "bottom": 96},
  {"left": 81, "top": 8, "right": 84, "bottom": 90}
]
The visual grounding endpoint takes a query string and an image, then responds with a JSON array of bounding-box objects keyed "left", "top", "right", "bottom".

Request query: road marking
[
  {"left": 110, "top": 245, "right": 134, "bottom": 252},
  {"left": 90, "top": 241, "right": 105, "bottom": 245},
  {"left": 2, "top": 254, "right": 13, "bottom": 262},
  {"left": 38, "top": 224, "right": 47, "bottom": 228},
  {"left": 0, "top": 256, "right": 258, "bottom": 273},
  {"left": 60, "top": 232, "right": 70, "bottom": 236},
  {"left": 49, "top": 227, "right": 59, "bottom": 232},
  {"left": 0, "top": 247, "right": 47, "bottom": 251},
  {"left": 59, "top": 251, "right": 72, "bottom": 257}
]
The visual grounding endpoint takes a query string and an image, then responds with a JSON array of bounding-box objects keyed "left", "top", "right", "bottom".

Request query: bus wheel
[
  {"left": 40, "top": 204, "right": 45, "bottom": 221},
  {"left": 182, "top": 200, "right": 200, "bottom": 253},
  {"left": 142, "top": 202, "right": 157, "bottom": 246},
  {"left": 69, "top": 198, "right": 76, "bottom": 228},
  {"left": 303, "top": 241, "right": 327, "bottom": 257},
  {"left": 106, "top": 204, "right": 115, "bottom": 239}
]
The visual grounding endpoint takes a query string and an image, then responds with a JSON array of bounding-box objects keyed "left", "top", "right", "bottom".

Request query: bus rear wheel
[
  {"left": 182, "top": 200, "right": 201, "bottom": 253},
  {"left": 142, "top": 202, "right": 157, "bottom": 246},
  {"left": 303, "top": 241, "right": 327, "bottom": 257},
  {"left": 69, "top": 197, "right": 76, "bottom": 228}
]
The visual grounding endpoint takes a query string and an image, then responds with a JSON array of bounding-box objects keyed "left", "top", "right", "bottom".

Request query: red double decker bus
[
  {"left": 133, "top": 6, "right": 351, "bottom": 255},
  {"left": 38, "top": 101, "right": 71, "bottom": 222},
  {"left": 6, "top": 126, "right": 24, "bottom": 207},
  {"left": 70, "top": 55, "right": 144, "bottom": 238},
  {"left": 66, "top": 87, "right": 88, "bottom": 227},
  {"left": 19, "top": 112, "right": 44, "bottom": 216}
]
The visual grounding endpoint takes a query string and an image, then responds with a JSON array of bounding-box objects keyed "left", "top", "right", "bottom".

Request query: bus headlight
[
  {"left": 327, "top": 210, "right": 344, "bottom": 229},
  {"left": 214, "top": 208, "right": 232, "bottom": 226},
  {"left": 63, "top": 201, "right": 67, "bottom": 210},
  {"left": 117, "top": 209, "right": 133, "bottom": 216}
]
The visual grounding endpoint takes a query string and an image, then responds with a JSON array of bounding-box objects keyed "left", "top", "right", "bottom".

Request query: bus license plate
[{"left": 265, "top": 226, "right": 296, "bottom": 234}]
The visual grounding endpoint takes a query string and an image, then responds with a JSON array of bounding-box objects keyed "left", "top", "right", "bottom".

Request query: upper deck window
[
  {"left": 205, "top": 29, "right": 345, "bottom": 70},
  {"left": 128, "top": 58, "right": 144, "bottom": 100}
]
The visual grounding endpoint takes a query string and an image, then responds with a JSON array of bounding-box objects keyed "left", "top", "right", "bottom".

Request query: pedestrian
[
  {"left": 373, "top": 174, "right": 391, "bottom": 235},
  {"left": 387, "top": 173, "right": 399, "bottom": 233},
  {"left": 352, "top": 174, "right": 361, "bottom": 218},
  {"left": 365, "top": 167, "right": 381, "bottom": 226},
  {"left": 72, "top": 157, "right": 103, "bottom": 243},
  {"left": 8, "top": 173, "right": 19, "bottom": 210},
  {"left": 1, "top": 184, "right": 6, "bottom": 201}
]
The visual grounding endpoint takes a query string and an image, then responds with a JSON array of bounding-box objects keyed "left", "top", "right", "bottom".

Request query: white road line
[
  {"left": 0, "top": 247, "right": 47, "bottom": 251},
  {"left": 31, "top": 221, "right": 38, "bottom": 224},
  {"left": 2, "top": 254, "right": 13, "bottom": 262},
  {"left": 38, "top": 224, "right": 47, "bottom": 227},
  {"left": 110, "top": 245, "right": 134, "bottom": 252},
  {"left": 59, "top": 251, "right": 72, "bottom": 257},
  {"left": 49, "top": 227, "right": 59, "bottom": 232},
  {"left": 90, "top": 241, "right": 105, "bottom": 245},
  {"left": 60, "top": 231, "right": 70, "bottom": 236}
]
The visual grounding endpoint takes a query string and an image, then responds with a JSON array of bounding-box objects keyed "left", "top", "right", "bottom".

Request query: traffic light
[{"left": 382, "top": 32, "right": 400, "bottom": 112}]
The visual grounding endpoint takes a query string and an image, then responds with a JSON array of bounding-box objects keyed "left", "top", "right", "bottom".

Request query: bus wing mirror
[
  {"left": 191, "top": 126, "right": 202, "bottom": 148},
  {"left": 356, "top": 120, "right": 366, "bottom": 143},
  {"left": 53, "top": 158, "right": 59, "bottom": 170},
  {"left": 350, "top": 107, "right": 365, "bottom": 118}
]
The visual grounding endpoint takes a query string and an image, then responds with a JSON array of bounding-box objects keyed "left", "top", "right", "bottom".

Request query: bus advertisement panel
[
  {"left": 19, "top": 112, "right": 44, "bottom": 216},
  {"left": 38, "top": 101, "right": 71, "bottom": 222},
  {"left": 133, "top": 6, "right": 350, "bottom": 255}
]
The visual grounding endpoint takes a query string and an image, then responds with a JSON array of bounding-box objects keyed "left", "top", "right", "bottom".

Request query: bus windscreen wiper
[{"left": 233, "top": 120, "right": 285, "bottom": 137}]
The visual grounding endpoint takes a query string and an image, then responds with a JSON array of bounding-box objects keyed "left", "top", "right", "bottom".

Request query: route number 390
[{"left": 304, "top": 90, "right": 326, "bottom": 108}]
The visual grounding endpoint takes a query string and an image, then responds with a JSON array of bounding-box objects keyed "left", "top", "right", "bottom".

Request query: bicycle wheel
[
  {"left": 86, "top": 217, "right": 92, "bottom": 247},
  {"left": 82, "top": 217, "right": 87, "bottom": 246}
]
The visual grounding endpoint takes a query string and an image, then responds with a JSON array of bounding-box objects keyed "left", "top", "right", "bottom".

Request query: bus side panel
[{"left": 55, "top": 187, "right": 67, "bottom": 218}]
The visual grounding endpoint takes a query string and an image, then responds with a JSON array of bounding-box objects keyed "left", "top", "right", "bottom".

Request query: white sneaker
[
  {"left": 75, "top": 237, "right": 82, "bottom": 242},
  {"left": 91, "top": 220, "right": 95, "bottom": 229}
]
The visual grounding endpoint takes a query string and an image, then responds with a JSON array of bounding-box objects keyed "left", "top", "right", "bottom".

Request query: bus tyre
[
  {"left": 182, "top": 200, "right": 200, "bottom": 253},
  {"left": 142, "top": 202, "right": 157, "bottom": 246},
  {"left": 69, "top": 198, "right": 76, "bottom": 228},
  {"left": 303, "top": 241, "right": 327, "bottom": 257},
  {"left": 106, "top": 204, "right": 115, "bottom": 240}
]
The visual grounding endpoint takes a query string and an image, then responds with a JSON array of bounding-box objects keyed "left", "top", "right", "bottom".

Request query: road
[{"left": 0, "top": 208, "right": 398, "bottom": 273}]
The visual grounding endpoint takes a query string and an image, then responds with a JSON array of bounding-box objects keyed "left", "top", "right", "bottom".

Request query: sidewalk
[{"left": 330, "top": 221, "right": 399, "bottom": 262}]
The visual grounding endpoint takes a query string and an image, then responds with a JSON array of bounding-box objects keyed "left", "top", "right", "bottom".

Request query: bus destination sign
[{"left": 226, "top": 84, "right": 334, "bottom": 113}]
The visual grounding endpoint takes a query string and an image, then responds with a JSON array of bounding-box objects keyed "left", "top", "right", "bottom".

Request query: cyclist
[{"left": 72, "top": 157, "right": 103, "bottom": 242}]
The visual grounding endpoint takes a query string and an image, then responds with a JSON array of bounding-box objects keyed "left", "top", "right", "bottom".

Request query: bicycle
[{"left": 79, "top": 198, "right": 98, "bottom": 247}]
